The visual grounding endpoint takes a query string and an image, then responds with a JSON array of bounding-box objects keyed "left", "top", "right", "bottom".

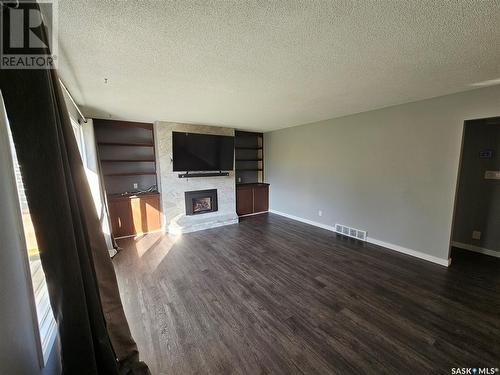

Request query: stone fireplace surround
[{"left": 154, "top": 122, "right": 238, "bottom": 234}]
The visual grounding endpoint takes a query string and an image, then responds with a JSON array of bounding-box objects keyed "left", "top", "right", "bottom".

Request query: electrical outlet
[
  {"left": 318, "top": 210, "right": 323, "bottom": 217},
  {"left": 133, "top": 183, "right": 138, "bottom": 189},
  {"left": 472, "top": 230, "right": 481, "bottom": 240}
]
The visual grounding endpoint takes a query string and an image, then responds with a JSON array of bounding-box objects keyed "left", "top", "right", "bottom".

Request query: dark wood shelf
[
  {"left": 94, "top": 119, "right": 153, "bottom": 130},
  {"left": 178, "top": 171, "right": 230, "bottom": 178},
  {"left": 235, "top": 130, "right": 264, "bottom": 184},
  {"left": 98, "top": 142, "right": 154, "bottom": 147},
  {"left": 101, "top": 159, "right": 155, "bottom": 162},
  {"left": 104, "top": 172, "right": 156, "bottom": 177},
  {"left": 235, "top": 130, "right": 264, "bottom": 137},
  {"left": 107, "top": 191, "right": 160, "bottom": 199}
]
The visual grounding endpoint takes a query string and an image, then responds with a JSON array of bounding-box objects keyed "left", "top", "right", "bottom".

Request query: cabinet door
[
  {"left": 253, "top": 185, "right": 269, "bottom": 213},
  {"left": 108, "top": 199, "right": 135, "bottom": 237},
  {"left": 236, "top": 187, "right": 254, "bottom": 216},
  {"left": 130, "top": 195, "right": 161, "bottom": 233}
]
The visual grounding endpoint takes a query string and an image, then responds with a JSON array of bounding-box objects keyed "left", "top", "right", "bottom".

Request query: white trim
[
  {"left": 368, "top": 237, "right": 450, "bottom": 267},
  {"left": 451, "top": 241, "right": 500, "bottom": 259},
  {"left": 269, "top": 209, "right": 336, "bottom": 231},
  {"left": 1, "top": 96, "right": 44, "bottom": 369},
  {"left": 114, "top": 229, "right": 164, "bottom": 240},
  {"left": 238, "top": 210, "right": 268, "bottom": 218},
  {"left": 269, "top": 209, "right": 450, "bottom": 267}
]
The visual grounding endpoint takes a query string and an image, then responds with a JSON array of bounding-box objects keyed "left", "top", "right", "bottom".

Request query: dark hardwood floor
[{"left": 113, "top": 213, "right": 500, "bottom": 375}]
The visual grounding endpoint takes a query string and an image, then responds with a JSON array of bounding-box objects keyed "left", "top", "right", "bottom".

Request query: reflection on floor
[{"left": 113, "top": 213, "right": 500, "bottom": 375}]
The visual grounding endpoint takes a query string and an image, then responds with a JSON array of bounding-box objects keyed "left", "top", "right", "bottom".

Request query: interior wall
[
  {"left": 155, "top": 122, "right": 238, "bottom": 233},
  {"left": 452, "top": 119, "right": 500, "bottom": 252},
  {"left": 265, "top": 85, "right": 500, "bottom": 264}
]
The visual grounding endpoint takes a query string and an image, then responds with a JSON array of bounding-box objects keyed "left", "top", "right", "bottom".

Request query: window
[
  {"left": 71, "top": 118, "right": 86, "bottom": 164},
  {"left": 8, "top": 129, "right": 57, "bottom": 365},
  {"left": 4, "top": 98, "right": 87, "bottom": 366}
]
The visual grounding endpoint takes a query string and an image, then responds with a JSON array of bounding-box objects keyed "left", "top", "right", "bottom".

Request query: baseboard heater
[{"left": 334, "top": 223, "right": 367, "bottom": 241}]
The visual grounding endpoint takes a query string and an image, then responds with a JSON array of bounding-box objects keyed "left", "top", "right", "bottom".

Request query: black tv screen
[{"left": 172, "top": 132, "right": 235, "bottom": 171}]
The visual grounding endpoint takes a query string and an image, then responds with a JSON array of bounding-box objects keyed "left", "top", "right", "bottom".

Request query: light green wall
[{"left": 264, "top": 85, "right": 500, "bottom": 262}]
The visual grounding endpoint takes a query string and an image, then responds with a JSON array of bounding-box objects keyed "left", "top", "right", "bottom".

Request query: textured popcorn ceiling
[{"left": 57, "top": 1, "right": 500, "bottom": 131}]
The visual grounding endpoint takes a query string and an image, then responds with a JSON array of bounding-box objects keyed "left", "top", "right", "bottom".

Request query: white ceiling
[{"left": 58, "top": 1, "right": 500, "bottom": 132}]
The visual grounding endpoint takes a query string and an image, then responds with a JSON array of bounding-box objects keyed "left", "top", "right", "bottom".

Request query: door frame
[{"left": 447, "top": 116, "right": 500, "bottom": 261}]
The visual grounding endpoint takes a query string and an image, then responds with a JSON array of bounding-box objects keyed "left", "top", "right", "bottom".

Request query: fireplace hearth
[{"left": 185, "top": 189, "right": 218, "bottom": 215}]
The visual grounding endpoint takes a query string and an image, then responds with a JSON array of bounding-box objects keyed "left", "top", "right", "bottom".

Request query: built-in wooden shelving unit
[
  {"left": 94, "top": 119, "right": 158, "bottom": 195},
  {"left": 94, "top": 119, "right": 161, "bottom": 238},
  {"left": 235, "top": 131, "right": 264, "bottom": 184}
]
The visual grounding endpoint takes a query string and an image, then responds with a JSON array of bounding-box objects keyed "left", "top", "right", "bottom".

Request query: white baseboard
[
  {"left": 114, "top": 229, "right": 163, "bottom": 240},
  {"left": 269, "top": 209, "right": 336, "bottom": 231},
  {"left": 269, "top": 209, "right": 450, "bottom": 267},
  {"left": 368, "top": 237, "right": 450, "bottom": 267},
  {"left": 239, "top": 210, "right": 269, "bottom": 218},
  {"left": 451, "top": 241, "right": 500, "bottom": 259}
]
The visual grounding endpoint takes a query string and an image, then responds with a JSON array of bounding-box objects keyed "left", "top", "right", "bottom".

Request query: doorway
[{"left": 450, "top": 117, "right": 500, "bottom": 260}]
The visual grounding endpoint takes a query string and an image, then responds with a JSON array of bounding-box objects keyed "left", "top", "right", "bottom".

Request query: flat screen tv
[{"left": 172, "top": 132, "right": 235, "bottom": 172}]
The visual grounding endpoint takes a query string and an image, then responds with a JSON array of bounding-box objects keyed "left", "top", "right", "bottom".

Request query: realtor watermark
[
  {"left": 0, "top": 0, "right": 58, "bottom": 69},
  {"left": 451, "top": 368, "right": 499, "bottom": 374}
]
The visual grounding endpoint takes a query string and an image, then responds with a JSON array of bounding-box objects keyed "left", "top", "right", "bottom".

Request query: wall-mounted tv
[{"left": 172, "top": 132, "right": 235, "bottom": 172}]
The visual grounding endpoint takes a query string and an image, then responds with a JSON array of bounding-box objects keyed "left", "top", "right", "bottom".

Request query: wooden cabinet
[
  {"left": 236, "top": 186, "right": 254, "bottom": 216},
  {"left": 236, "top": 183, "right": 269, "bottom": 216},
  {"left": 108, "top": 192, "right": 161, "bottom": 238},
  {"left": 253, "top": 184, "right": 269, "bottom": 213}
]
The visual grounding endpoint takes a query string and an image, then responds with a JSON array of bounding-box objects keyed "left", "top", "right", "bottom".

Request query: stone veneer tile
[{"left": 154, "top": 122, "right": 238, "bottom": 233}]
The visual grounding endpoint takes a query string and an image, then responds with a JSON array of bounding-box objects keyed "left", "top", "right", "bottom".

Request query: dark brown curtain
[{"left": 0, "top": 2, "right": 149, "bottom": 374}]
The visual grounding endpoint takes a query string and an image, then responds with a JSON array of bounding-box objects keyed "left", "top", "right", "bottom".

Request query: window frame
[{"left": 7, "top": 128, "right": 58, "bottom": 367}]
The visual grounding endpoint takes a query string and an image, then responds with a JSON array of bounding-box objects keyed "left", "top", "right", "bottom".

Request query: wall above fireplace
[{"left": 155, "top": 122, "right": 238, "bottom": 234}]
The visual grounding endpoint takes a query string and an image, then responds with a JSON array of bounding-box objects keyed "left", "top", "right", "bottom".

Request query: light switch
[{"left": 472, "top": 230, "right": 481, "bottom": 240}]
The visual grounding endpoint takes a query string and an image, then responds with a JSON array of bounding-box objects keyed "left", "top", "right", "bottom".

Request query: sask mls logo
[
  {"left": 0, "top": 0, "right": 58, "bottom": 69},
  {"left": 452, "top": 368, "right": 499, "bottom": 374}
]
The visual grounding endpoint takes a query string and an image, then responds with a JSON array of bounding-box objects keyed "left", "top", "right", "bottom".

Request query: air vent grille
[{"left": 334, "top": 223, "right": 367, "bottom": 241}]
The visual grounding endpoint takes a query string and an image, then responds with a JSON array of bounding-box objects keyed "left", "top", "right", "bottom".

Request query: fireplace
[{"left": 185, "top": 189, "right": 218, "bottom": 215}]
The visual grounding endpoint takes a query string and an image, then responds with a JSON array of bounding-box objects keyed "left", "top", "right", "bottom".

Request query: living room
[{"left": 1, "top": 1, "right": 499, "bottom": 374}]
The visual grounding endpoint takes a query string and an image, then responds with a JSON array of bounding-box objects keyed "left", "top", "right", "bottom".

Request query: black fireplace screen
[
  {"left": 185, "top": 189, "right": 218, "bottom": 215},
  {"left": 193, "top": 197, "right": 212, "bottom": 213}
]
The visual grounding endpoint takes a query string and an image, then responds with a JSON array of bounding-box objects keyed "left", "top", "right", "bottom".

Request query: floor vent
[{"left": 334, "top": 224, "right": 367, "bottom": 241}]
